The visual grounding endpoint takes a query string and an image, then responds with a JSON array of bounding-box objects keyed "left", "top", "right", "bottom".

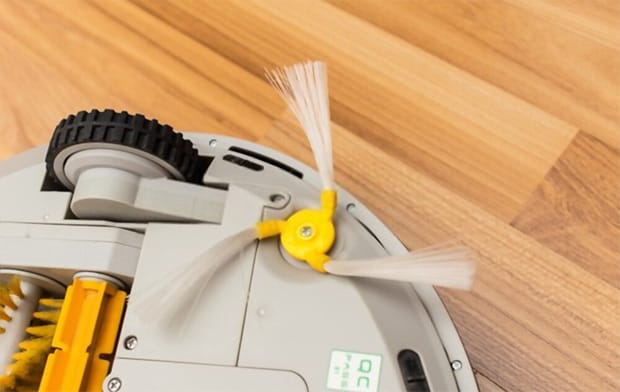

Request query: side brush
[{"left": 132, "top": 61, "right": 476, "bottom": 325}]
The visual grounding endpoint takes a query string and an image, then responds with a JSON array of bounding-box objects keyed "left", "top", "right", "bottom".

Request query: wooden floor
[{"left": 1, "top": 1, "right": 618, "bottom": 391}]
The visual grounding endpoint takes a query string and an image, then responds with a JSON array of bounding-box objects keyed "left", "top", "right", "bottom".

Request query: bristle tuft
[
  {"left": 16, "top": 337, "right": 53, "bottom": 353},
  {"left": 0, "top": 288, "right": 17, "bottom": 311},
  {"left": 32, "top": 311, "right": 60, "bottom": 324},
  {"left": 24, "top": 325, "right": 56, "bottom": 338},
  {"left": 0, "top": 374, "right": 17, "bottom": 390},
  {"left": 38, "top": 299, "right": 63, "bottom": 308},
  {"left": 0, "top": 294, "right": 61, "bottom": 392},
  {"left": 266, "top": 61, "right": 334, "bottom": 190},
  {"left": 324, "top": 245, "right": 478, "bottom": 290},
  {"left": 0, "top": 309, "right": 11, "bottom": 322},
  {"left": 7, "top": 278, "right": 23, "bottom": 300}
]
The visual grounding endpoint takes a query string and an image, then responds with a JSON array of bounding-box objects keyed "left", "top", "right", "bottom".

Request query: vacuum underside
[{"left": 0, "top": 108, "right": 477, "bottom": 391}]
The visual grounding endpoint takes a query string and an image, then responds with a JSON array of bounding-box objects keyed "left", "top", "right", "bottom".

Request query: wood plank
[
  {"left": 475, "top": 372, "right": 506, "bottom": 392},
  {"left": 0, "top": 0, "right": 278, "bottom": 161},
  {"left": 90, "top": 0, "right": 284, "bottom": 119},
  {"left": 132, "top": 0, "right": 578, "bottom": 221},
  {"left": 0, "top": 1, "right": 616, "bottom": 390},
  {"left": 260, "top": 115, "right": 619, "bottom": 391},
  {"left": 512, "top": 132, "right": 620, "bottom": 287},
  {"left": 503, "top": 0, "right": 620, "bottom": 48},
  {"left": 328, "top": 0, "right": 620, "bottom": 149},
  {"left": 0, "top": 30, "right": 95, "bottom": 160}
]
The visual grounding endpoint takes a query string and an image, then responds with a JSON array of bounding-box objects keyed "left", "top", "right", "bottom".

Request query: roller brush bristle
[{"left": 0, "top": 277, "right": 63, "bottom": 392}]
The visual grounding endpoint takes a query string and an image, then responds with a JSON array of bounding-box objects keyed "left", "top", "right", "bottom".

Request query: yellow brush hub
[
  {"left": 280, "top": 209, "right": 335, "bottom": 272},
  {"left": 256, "top": 190, "right": 337, "bottom": 273}
]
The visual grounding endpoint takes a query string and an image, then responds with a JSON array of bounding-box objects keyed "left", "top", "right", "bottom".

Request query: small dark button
[{"left": 398, "top": 350, "right": 430, "bottom": 392}]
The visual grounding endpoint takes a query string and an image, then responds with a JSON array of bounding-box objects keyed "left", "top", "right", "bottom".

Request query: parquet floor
[{"left": 0, "top": 1, "right": 618, "bottom": 391}]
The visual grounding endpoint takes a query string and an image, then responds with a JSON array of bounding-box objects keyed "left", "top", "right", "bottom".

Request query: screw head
[
  {"left": 299, "top": 225, "right": 314, "bottom": 238},
  {"left": 107, "top": 377, "right": 122, "bottom": 392},
  {"left": 208, "top": 139, "right": 217, "bottom": 147},
  {"left": 451, "top": 360, "right": 463, "bottom": 371},
  {"left": 124, "top": 335, "right": 138, "bottom": 350}
]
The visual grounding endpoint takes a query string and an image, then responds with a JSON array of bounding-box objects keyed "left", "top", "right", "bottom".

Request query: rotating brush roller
[
  {"left": 0, "top": 270, "right": 126, "bottom": 392},
  {"left": 0, "top": 273, "right": 63, "bottom": 391}
]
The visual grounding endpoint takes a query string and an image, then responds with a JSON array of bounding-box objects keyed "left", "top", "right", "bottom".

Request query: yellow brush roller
[
  {"left": 0, "top": 276, "right": 62, "bottom": 392},
  {"left": 0, "top": 270, "right": 126, "bottom": 392}
]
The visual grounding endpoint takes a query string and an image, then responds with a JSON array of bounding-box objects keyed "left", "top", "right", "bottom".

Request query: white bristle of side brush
[
  {"left": 131, "top": 227, "right": 258, "bottom": 326},
  {"left": 324, "top": 246, "right": 477, "bottom": 290},
  {"left": 266, "top": 61, "right": 334, "bottom": 190}
]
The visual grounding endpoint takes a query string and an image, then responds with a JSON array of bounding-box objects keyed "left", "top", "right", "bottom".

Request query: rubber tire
[{"left": 45, "top": 109, "right": 205, "bottom": 189}]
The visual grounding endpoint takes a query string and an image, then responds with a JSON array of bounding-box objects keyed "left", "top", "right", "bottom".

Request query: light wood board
[{"left": 0, "top": 1, "right": 618, "bottom": 391}]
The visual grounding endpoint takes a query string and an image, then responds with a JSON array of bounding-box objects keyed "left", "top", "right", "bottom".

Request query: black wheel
[{"left": 45, "top": 109, "right": 207, "bottom": 190}]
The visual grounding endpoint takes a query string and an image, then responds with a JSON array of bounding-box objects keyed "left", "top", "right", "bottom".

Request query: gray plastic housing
[{"left": 0, "top": 132, "right": 477, "bottom": 392}]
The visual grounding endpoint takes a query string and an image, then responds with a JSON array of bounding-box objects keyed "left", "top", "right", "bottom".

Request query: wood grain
[
  {"left": 329, "top": 0, "right": 620, "bottom": 149},
  {"left": 131, "top": 0, "right": 578, "bottom": 221},
  {"left": 475, "top": 372, "right": 506, "bottom": 392},
  {"left": 0, "top": 0, "right": 618, "bottom": 391},
  {"left": 512, "top": 132, "right": 620, "bottom": 287},
  {"left": 0, "top": 0, "right": 280, "bottom": 160}
]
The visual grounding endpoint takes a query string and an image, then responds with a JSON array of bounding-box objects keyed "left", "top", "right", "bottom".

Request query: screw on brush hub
[
  {"left": 298, "top": 225, "right": 315, "bottom": 238},
  {"left": 280, "top": 209, "right": 335, "bottom": 272},
  {"left": 257, "top": 190, "right": 337, "bottom": 273}
]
